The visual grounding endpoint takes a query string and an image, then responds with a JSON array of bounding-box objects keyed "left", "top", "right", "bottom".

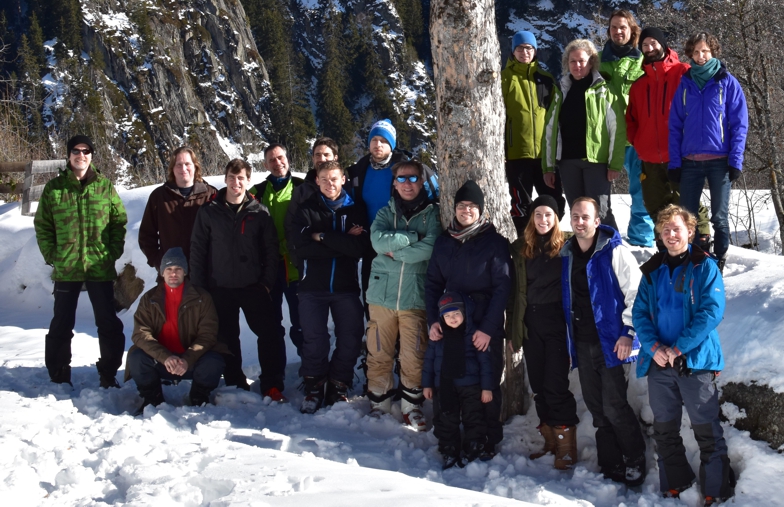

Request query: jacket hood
[
  {"left": 601, "top": 40, "right": 642, "bottom": 62},
  {"left": 561, "top": 224, "right": 620, "bottom": 258},
  {"left": 640, "top": 242, "right": 711, "bottom": 277},
  {"left": 642, "top": 47, "right": 684, "bottom": 77},
  {"left": 213, "top": 188, "right": 262, "bottom": 211}
]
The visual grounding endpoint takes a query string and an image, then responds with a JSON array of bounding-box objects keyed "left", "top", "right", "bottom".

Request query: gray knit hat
[{"left": 160, "top": 247, "right": 188, "bottom": 276}]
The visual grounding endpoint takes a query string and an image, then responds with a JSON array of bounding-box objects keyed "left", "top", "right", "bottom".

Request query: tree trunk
[{"left": 430, "top": 0, "right": 526, "bottom": 421}]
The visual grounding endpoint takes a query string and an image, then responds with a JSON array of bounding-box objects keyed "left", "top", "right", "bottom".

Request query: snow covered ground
[{"left": 1, "top": 177, "right": 783, "bottom": 506}]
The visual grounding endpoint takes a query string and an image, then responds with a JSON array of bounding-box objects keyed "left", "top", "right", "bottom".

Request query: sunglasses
[
  {"left": 70, "top": 148, "right": 92, "bottom": 156},
  {"left": 395, "top": 175, "right": 420, "bottom": 183}
]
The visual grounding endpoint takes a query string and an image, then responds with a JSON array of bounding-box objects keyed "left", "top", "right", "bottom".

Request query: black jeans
[
  {"left": 270, "top": 258, "right": 303, "bottom": 358},
  {"left": 210, "top": 285, "right": 285, "bottom": 392},
  {"left": 432, "top": 384, "right": 487, "bottom": 452},
  {"left": 576, "top": 340, "right": 645, "bottom": 471},
  {"left": 484, "top": 336, "right": 504, "bottom": 447},
  {"left": 127, "top": 348, "right": 225, "bottom": 391},
  {"left": 506, "top": 158, "right": 566, "bottom": 231},
  {"left": 524, "top": 303, "right": 578, "bottom": 426},
  {"left": 45, "top": 281, "right": 125, "bottom": 377}
]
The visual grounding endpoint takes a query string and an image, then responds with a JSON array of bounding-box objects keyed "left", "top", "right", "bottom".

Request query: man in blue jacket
[
  {"left": 561, "top": 197, "right": 646, "bottom": 485},
  {"left": 633, "top": 205, "right": 734, "bottom": 505}
]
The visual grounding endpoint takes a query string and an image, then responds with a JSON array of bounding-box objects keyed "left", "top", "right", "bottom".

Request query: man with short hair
[
  {"left": 600, "top": 9, "right": 655, "bottom": 247},
  {"left": 34, "top": 135, "right": 127, "bottom": 388},
  {"left": 626, "top": 28, "right": 712, "bottom": 249},
  {"left": 190, "top": 159, "right": 283, "bottom": 398},
  {"left": 291, "top": 160, "right": 370, "bottom": 413},
  {"left": 561, "top": 197, "right": 647, "bottom": 487},
  {"left": 250, "top": 144, "right": 305, "bottom": 358},
  {"left": 139, "top": 146, "right": 217, "bottom": 274},
  {"left": 126, "top": 247, "right": 226, "bottom": 412}
]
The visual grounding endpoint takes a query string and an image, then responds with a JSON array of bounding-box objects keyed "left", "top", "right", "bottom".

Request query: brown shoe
[
  {"left": 529, "top": 423, "right": 556, "bottom": 460},
  {"left": 553, "top": 425, "right": 578, "bottom": 470}
]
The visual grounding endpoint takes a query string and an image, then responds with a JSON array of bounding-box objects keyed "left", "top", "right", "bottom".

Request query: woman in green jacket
[
  {"left": 366, "top": 160, "right": 442, "bottom": 430},
  {"left": 508, "top": 195, "right": 577, "bottom": 469},
  {"left": 542, "top": 39, "right": 626, "bottom": 231}
]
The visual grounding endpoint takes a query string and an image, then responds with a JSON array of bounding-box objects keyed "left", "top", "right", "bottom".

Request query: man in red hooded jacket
[{"left": 626, "top": 27, "right": 711, "bottom": 247}]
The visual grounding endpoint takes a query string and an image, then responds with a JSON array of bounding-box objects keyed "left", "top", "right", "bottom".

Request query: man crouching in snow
[{"left": 125, "top": 247, "right": 227, "bottom": 413}]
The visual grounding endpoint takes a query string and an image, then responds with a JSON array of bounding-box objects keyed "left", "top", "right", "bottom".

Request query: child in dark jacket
[{"left": 423, "top": 292, "right": 494, "bottom": 469}]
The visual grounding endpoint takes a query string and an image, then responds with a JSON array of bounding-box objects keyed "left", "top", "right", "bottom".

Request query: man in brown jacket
[
  {"left": 138, "top": 147, "right": 217, "bottom": 273},
  {"left": 126, "top": 247, "right": 226, "bottom": 412}
]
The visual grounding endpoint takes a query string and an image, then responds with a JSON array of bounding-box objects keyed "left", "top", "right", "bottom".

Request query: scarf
[
  {"left": 321, "top": 188, "right": 347, "bottom": 210},
  {"left": 369, "top": 152, "right": 393, "bottom": 170},
  {"left": 609, "top": 41, "right": 637, "bottom": 59},
  {"left": 393, "top": 187, "right": 428, "bottom": 219},
  {"left": 447, "top": 215, "right": 491, "bottom": 243},
  {"left": 690, "top": 58, "right": 721, "bottom": 90}
]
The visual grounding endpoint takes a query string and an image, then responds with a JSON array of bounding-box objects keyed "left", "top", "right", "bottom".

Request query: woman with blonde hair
[{"left": 507, "top": 194, "right": 578, "bottom": 469}]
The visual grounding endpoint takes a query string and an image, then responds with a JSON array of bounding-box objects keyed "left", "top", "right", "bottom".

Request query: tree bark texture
[{"left": 430, "top": 0, "right": 526, "bottom": 422}]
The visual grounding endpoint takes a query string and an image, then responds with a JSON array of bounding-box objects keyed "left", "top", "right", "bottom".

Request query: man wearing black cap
[
  {"left": 126, "top": 247, "right": 226, "bottom": 412},
  {"left": 626, "top": 27, "right": 712, "bottom": 248},
  {"left": 34, "top": 135, "right": 128, "bottom": 388}
]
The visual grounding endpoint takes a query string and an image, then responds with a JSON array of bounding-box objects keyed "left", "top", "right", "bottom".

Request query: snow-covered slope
[{"left": 1, "top": 180, "right": 783, "bottom": 506}]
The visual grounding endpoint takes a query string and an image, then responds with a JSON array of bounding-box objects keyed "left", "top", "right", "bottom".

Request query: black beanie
[
  {"left": 531, "top": 194, "right": 559, "bottom": 215},
  {"left": 639, "top": 27, "right": 668, "bottom": 53},
  {"left": 67, "top": 135, "right": 95, "bottom": 155},
  {"left": 454, "top": 180, "right": 484, "bottom": 216}
]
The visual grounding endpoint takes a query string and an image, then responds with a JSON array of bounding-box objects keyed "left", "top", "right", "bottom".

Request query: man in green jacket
[
  {"left": 34, "top": 135, "right": 128, "bottom": 388},
  {"left": 502, "top": 30, "right": 566, "bottom": 233}
]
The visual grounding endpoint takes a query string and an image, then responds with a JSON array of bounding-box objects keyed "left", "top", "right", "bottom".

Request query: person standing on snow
[
  {"left": 669, "top": 32, "right": 749, "bottom": 273},
  {"left": 626, "top": 28, "right": 712, "bottom": 248},
  {"left": 598, "top": 9, "right": 655, "bottom": 247},
  {"left": 34, "top": 135, "right": 127, "bottom": 388},
  {"left": 633, "top": 205, "right": 735, "bottom": 506},
  {"left": 560, "top": 197, "right": 646, "bottom": 486},
  {"left": 501, "top": 30, "right": 566, "bottom": 232}
]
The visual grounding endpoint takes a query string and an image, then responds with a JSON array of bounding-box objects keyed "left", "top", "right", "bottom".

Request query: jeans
[
  {"left": 679, "top": 158, "right": 731, "bottom": 259},
  {"left": 127, "top": 348, "right": 225, "bottom": 391},
  {"left": 45, "top": 281, "right": 125, "bottom": 378},
  {"left": 270, "top": 259, "right": 303, "bottom": 358}
]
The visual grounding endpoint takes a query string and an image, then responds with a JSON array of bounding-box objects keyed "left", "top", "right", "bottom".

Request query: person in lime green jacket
[
  {"left": 542, "top": 39, "right": 626, "bottom": 231},
  {"left": 34, "top": 135, "right": 127, "bottom": 388},
  {"left": 501, "top": 30, "right": 566, "bottom": 232},
  {"left": 366, "top": 159, "right": 442, "bottom": 430},
  {"left": 599, "top": 9, "right": 655, "bottom": 246}
]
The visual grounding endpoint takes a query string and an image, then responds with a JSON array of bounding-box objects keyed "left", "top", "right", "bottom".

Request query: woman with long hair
[{"left": 508, "top": 194, "right": 578, "bottom": 469}]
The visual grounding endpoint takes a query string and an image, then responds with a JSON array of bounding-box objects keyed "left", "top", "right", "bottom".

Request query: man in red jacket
[{"left": 626, "top": 28, "right": 711, "bottom": 247}]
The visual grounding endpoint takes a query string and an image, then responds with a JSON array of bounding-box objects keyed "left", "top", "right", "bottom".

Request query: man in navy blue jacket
[{"left": 561, "top": 197, "right": 646, "bottom": 486}]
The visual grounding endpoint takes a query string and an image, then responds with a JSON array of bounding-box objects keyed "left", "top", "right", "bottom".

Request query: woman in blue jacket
[
  {"left": 668, "top": 32, "right": 748, "bottom": 272},
  {"left": 633, "top": 205, "right": 734, "bottom": 506}
]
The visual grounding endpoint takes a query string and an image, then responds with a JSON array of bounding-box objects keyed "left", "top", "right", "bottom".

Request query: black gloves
[{"left": 729, "top": 167, "right": 742, "bottom": 182}]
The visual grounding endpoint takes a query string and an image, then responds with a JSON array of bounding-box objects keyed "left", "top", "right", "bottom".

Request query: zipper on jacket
[{"left": 662, "top": 82, "right": 668, "bottom": 116}]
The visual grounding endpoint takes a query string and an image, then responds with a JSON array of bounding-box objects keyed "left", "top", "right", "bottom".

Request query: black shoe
[
  {"left": 300, "top": 376, "right": 327, "bottom": 414},
  {"left": 602, "top": 464, "right": 626, "bottom": 484},
  {"left": 479, "top": 443, "right": 497, "bottom": 461},
  {"left": 49, "top": 365, "right": 72, "bottom": 386},
  {"left": 624, "top": 454, "right": 646, "bottom": 487},
  {"left": 695, "top": 234, "right": 712, "bottom": 254},
  {"left": 441, "top": 446, "right": 465, "bottom": 470},
  {"left": 465, "top": 440, "right": 486, "bottom": 463},
  {"left": 188, "top": 383, "right": 212, "bottom": 407},
  {"left": 98, "top": 369, "right": 120, "bottom": 389},
  {"left": 717, "top": 257, "right": 726, "bottom": 274},
  {"left": 324, "top": 378, "right": 349, "bottom": 406},
  {"left": 135, "top": 386, "right": 165, "bottom": 415}
]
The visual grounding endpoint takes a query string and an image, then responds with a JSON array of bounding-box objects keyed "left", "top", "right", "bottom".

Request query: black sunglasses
[
  {"left": 70, "top": 148, "right": 92, "bottom": 155},
  {"left": 395, "top": 175, "right": 420, "bottom": 183}
]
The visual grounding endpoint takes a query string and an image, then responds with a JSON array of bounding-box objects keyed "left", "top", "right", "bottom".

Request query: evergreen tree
[
  {"left": 28, "top": 12, "right": 46, "bottom": 69},
  {"left": 317, "top": 9, "right": 355, "bottom": 148}
]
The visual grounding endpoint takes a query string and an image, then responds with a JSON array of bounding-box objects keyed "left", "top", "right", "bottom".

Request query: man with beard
[
  {"left": 600, "top": 10, "right": 655, "bottom": 247},
  {"left": 626, "top": 28, "right": 711, "bottom": 248}
]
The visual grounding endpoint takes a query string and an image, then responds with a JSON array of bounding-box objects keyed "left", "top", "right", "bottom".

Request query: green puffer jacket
[
  {"left": 501, "top": 57, "right": 561, "bottom": 161},
  {"left": 543, "top": 69, "right": 627, "bottom": 173},
  {"left": 367, "top": 198, "right": 442, "bottom": 311},
  {"left": 34, "top": 166, "right": 127, "bottom": 282}
]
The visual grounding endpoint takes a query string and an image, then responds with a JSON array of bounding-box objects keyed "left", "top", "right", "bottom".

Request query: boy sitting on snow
[{"left": 422, "top": 292, "right": 494, "bottom": 469}]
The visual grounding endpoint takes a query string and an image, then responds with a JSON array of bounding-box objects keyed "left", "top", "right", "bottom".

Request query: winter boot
[
  {"left": 300, "top": 376, "right": 327, "bottom": 414},
  {"left": 440, "top": 445, "right": 465, "bottom": 470},
  {"left": 325, "top": 378, "right": 350, "bottom": 406},
  {"left": 98, "top": 366, "right": 120, "bottom": 389},
  {"left": 367, "top": 390, "right": 392, "bottom": 418},
  {"left": 696, "top": 234, "right": 712, "bottom": 254},
  {"left": 49, "top": 365, "right": 72, "bottom": 386},
  {"left": 717, "top": 256, "right": 727, "bottom": 274},
  {"left": 465, "top": 439, "right": 486, "bottom": 463},
  {"left": 529, "top": 423, "right": 557, "bottom": 460},
  {"left": 400, "top": 386, "right": 427, "bottom": 431},
  {"left": 553, "top": 425, "right": 578, "bottom": 470},
  {"left": 624, "top": 454, "right": 646, "bottom": 487},
  {"left": 135, "top": 385, "right": 165, "bottom": 416},
  {"left": 187, "top": 383, "right": 212, "bottom": 407}
]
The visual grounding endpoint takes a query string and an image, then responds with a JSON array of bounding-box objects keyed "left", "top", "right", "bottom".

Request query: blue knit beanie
[
  {"left": 368, "top": 119, "right": 396, "bottom": 150},
  {"left": 160, "top": 247, "right": 188, "bottom": 276},
  {"left": 512, "top": 31, "right": 537, "bottom": 52}
]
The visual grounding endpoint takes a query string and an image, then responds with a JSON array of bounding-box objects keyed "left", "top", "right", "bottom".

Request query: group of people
[{"left": 31, "top": 10, "right": 741, "bottom": 505}]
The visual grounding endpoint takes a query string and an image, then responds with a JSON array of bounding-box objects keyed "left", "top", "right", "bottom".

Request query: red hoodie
[{"left": 626, "top": 48, "right": 690, "bottom": 163}]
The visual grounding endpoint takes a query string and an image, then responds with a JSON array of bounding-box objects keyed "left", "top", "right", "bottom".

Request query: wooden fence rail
[{"left": 0, "top": 160, "right": 66, "bottom": 215}]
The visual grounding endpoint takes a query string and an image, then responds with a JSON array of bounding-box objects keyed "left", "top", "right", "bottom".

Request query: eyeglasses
[
  {"left": 456, "top": 203, "right": 479, "bottom": 211},
  {"left": 70, "top": 149, "right": 92, "bottom": 156},
  {"left": 515, "top": 45, "right": 535, "bottom": 52},
  {"left": 395, "top": 175, "right": 420, "bottom": 184}
]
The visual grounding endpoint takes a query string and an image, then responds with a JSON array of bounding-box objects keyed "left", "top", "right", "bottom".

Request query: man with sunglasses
[
  {"left": 365, "top": 160, "right": 442, "bottom": 429},
  {"left": 34, "top": 135, "right": 128, "bottom": 388}
]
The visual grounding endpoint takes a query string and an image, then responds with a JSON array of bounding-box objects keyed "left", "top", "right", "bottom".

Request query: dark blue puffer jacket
[{"left": 421, "top": 293, "right": 495, "bottom": 390}]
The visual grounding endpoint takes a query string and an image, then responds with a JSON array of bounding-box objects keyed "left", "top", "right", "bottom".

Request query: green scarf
[{"left": 690, "top": 58, "right": 721, "bottom": 89}]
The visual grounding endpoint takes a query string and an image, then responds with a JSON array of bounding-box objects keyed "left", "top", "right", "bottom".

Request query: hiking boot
[
  {"left": 135, "top": 386, "right": 165, "bottom": 415},
  {"left": 98, "top": 367, "right": 120, "bottom": 389},
  {"left": 553, "top": 425, "right": 577, "bottom": 470},
  {"left": 717, "top": 257, "right": 727, "bottom": 274},
  {"left": 624, "top": 454, "right": 646, "bottom": 487},
  {"left": 465, "top": 440, "right": 486, "bottom": 463},
  {"left": 324, "top": 378, "right": 349, "bottom": 406},
  {"left": 695, "top": 234, "right": 712, "bottom": 254},
  {"left": 262, "top": 387, "right": 287, "bottom": 402},
  {"left": 401, "top": 396, "right": 427, "bottom": 431},
  {"left": 603, "top": 464, "right": 626, "bottom": 483},
  {"left": 49, "top": 365, "right": 72, "bottom": 386},
  {"left": 440, "top": 446, "right": 465, "bottom": 470},
  {"left": 188, "top": 383, "right": 212, "bottom": 407},
  {"left": 479, "top": 444, "right": 497, "bottom": 462},
  {"left": 529, "top": 423, "right": 556, "bottom": 460},
  {"left": 300, "top": 376, "right": 326, "bottom": 414}
]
